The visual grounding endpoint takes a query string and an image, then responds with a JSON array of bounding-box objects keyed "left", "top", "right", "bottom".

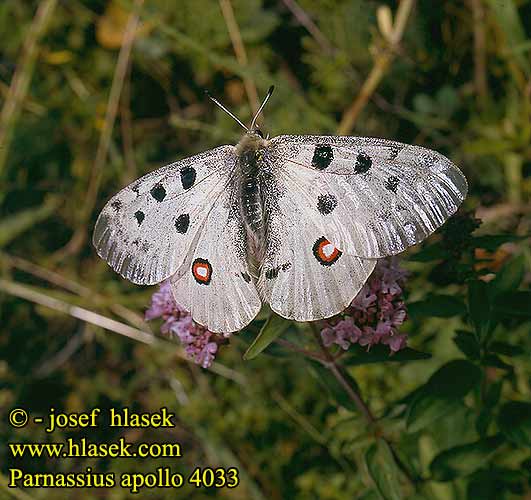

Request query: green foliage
[
  {"left": 429, "top": 435, "right": 504, "bottom": 482},
  {"left": 365, "top": 440, "right": 403, "bottom": 500},
  {"left": 1, "top": 1, "right": 530, "bottom": 499},
  {"left": 243, "top": 313, "right": 292, "bottom": 359},
  {"left": 344, "top": 345, "right": 431, "bottom": 365},
  {"left": 408, "top": 295, "right": 466, "bottom": 319},
  {"left": 498, "top": 402, "right": 531, "bottom": 447}
]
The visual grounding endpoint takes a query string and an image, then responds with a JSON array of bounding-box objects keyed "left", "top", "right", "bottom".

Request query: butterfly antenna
[
  {"left": 204, "top": 90, "right": 248, "bottom": 131},
  {"left": 250, "top": 85, "right": 274, "bottom": 130}
]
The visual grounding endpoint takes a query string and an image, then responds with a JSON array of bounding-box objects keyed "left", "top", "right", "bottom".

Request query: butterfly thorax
[{"left": 236, "top": 132, "right": 269, "bottom": 237}]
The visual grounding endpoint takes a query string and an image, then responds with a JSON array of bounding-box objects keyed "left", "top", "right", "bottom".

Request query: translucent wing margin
[
  {"left": 266, "top": 135, "right": 467, "bottom": 258},
  {"left": 93, "top": 146, "right": 236, "bottom": 285}
]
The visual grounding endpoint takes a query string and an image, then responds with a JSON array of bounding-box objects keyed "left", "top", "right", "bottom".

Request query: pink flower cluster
[
  {"left": 145, "top": 281, "right": 220, "bottom": 368},
  {"left": 321, "top": 258, "right": 409, "bottom": 353}
]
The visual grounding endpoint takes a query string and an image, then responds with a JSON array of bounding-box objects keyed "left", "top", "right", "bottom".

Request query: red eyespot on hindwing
[
  {"left": 192, "top": 258, "right": 212, "bottom": 285},
  {"left": 312, "top": 237, "right": 341, "bottom": 266}
]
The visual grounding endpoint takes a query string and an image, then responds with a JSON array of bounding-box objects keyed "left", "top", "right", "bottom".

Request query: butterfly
[{"left": 93, "top": 86, "right": 467, "bottom": 333}]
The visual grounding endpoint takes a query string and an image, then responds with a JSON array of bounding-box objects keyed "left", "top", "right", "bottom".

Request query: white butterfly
[{"left": 93, "top": 86, "right": 467, "bottom": 333}]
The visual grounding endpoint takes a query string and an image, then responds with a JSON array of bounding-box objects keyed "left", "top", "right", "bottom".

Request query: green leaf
[
  {"left": 521, "top": 458, "right": 531, "bottom": 478},
  {"left": 425, "top": 360, "right": 482, "bottom": 399},
  {"left": 306, "top": 360, "right": 360, "bottom": 413},
  {"left": 406, "top": 360, "right": 482, "bottom": 432},
  {"left": 413, "top": 93, "right": 436, "bottom": 115},
  {"left": 498, "top": 402, "right": 531, "bottom": 447},
  {"left": 407, "top": 395, "right": 462, "bottom": 434},
  {"left": 357, "top": 490, "right": 382, "bottom": 500},
  {"left": 491, "top": 255, "right": 526, "bottom": 294},
  {"left": 467, "top": 468, "right": 522, "bottom": 499},
  {"left": 476, "top": 409, "right": 492, "bottom": 437},
  {"left": 453, "top": 330, "right": 480, "bottom": 360},
  {"left": 429, "top": 436, "right": 503, "bottom": 481},
  {"left": 484, "top": 381, "right": 503, "bottom": 408},
  {"left": 344, "top": 344, "right": 431, "bottom": 366},
  {"left": 0, "top": 197, "right": 60, "bottom": 247},
  {"left": 243, "top": 313, "right": 292, "bottom": 360},
  {"left": 471, "top": 234, "right": 527, "bottom": 251},
  {"left": 468, "top": 280, "right": 492, "bottom": 342},
  {"left": 492, "top": 291, "right": 531, "bottom": 318},
  {"left": 436, "top": 86, "right": 460, "bottom": 118},
  {"left": 481, "top": 354, "right": 513, "bottom": 372},
  {"left": 365, "top": 440, "right": 403, "bottom": 500},
  {"left": 488, "top": 341, "right": 524, "bottom": 357},
  {"left": 408, "top": 294, "right": 466, "bottom": 318}
]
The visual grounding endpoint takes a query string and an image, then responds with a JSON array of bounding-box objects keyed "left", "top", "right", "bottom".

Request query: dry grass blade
[
  {"left": 55, "top": 0, "right": 145, "bottom": 259},
  {"left": 469, "top": 0, "right": 488, "bottom": 104},
  {"left": 219, "top": 0, "right": 260, "bottom": 115},
  {"left": 0, "top": 0, "right": 59, "bottom": 177},
  {"left": 2, "top": 252, "right": 92, "bottom": 296},
  {"left": 281, "top": 0, "right": 334, "bottom": 54},
  {"left": 0, "top": 278, "right": 157, "bottom": 345},
  {"left": 1, "top": 252, "right": 148, "bottom": 329},
  {"left": 120, "top": 64, "right": 137, "bottom": 184},
  {"left": 0, "top": 278, "right": 246, "bottom": 384},
  {"left": 0, "top": 473, "right": 35, "bottom": 499},
  {"left": 272, "top": 391, "right": 326, "bottom": 445},
  {"left": 337, "top": 0, "right": 416, "bottom": 135}
]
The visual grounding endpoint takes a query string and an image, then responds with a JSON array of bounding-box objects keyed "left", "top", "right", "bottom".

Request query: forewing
[
  {"left": 170, "top": 181, "right": 261, "bottom": 333},
  {"left": 93, "top": 146, "right": 236, "bottom": 285},
  {"left": 258, "top": 165, "right": 376, "bottom": 321},
  {"left": 266, "top": 135, "right": 467, "bottom": 258}
]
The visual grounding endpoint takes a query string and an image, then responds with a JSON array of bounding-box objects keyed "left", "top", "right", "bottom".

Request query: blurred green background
[{"left": 1, "top": 0, "right": 530, "bottom": 499}]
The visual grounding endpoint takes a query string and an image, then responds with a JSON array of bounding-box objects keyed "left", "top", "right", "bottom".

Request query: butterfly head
[
  {"left": 237, "top": 128, "right": 268, "bottom": 155},
  {"left": 252, "top": 128, "right": 265, "bottom": 139}
]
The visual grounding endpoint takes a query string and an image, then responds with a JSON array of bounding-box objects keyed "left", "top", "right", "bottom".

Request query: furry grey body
[{"left": 236, "top": 132, "right": 269, "bottom": 255}]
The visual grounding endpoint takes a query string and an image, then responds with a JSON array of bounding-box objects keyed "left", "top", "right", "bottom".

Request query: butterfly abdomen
[
  {"left": 239, "top": 152, "right": 263, "bottom": 234},
  {"left": 237, "top": 133, "right": 268, "bottom": 235}
]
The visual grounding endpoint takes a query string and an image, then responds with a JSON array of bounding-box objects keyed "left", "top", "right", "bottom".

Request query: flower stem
[
  {"left": 309, "top": 323, "right": 419, "bottom": 487},
  {"left": 275, "top": 338, "right": 326, "bottom": 363}
]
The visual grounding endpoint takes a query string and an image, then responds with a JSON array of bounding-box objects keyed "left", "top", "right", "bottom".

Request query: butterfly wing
[
  {"left": 94, "top": 145, "right": 261, "bottom": 333},
  {"left": 170, "top": 179, "right": 261, "bottom": 333},
  {"left": 258, "top": 162, "right": 376, "bottom": 321},
  {"left": 93, "top": 146, "right": 237, "bottom": 285},
  {"left": 266, "top": 135, "right": 467, "bottom": 258}
]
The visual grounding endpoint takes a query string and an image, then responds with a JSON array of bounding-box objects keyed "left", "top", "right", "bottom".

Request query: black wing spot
[
  {"left": 266, "top": 262, "right": 291, "bottom": 279},
  {"left": 312, "top": 145, "right": 334, "bottom": 170},
  {"left": 265, "top": 267, "right": 279, "bottom": 280},
  {"left": 131, "top": 183, "right": 140, "bottom": 195},
  {"left": 175, "top": 213, "right": 190, "bottom": 233},
  {"left": 134, "top": 211, "right": 145, "bottom": 225},
  {"left": 354, "top": 152, "right": 372, "bottom": 174},
  {"left": 181, "top": 166, "right": 196, "bottom": 190},
  {"left": 385, "top": 175, "right": 399, "bottom": 193},
  {"left": 150, "top": 183, "right": 166, "bottom": 202},
  {"left": 389, "top": 147, "right": 402, "bottom": 159},
  {"left": 317, "top": 194, "right": 337, "bottom": 215},
  {"left": 111, "top": 200, "right": 122, "bottom": 211},
  {"left": 241, "top": 272, "right": 251, "bottom": 283}
]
